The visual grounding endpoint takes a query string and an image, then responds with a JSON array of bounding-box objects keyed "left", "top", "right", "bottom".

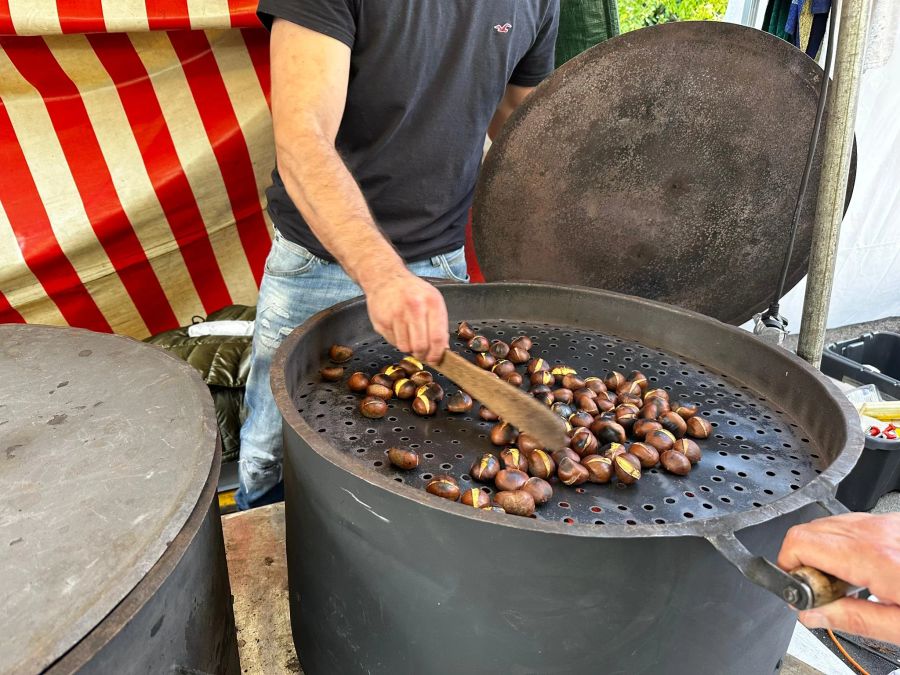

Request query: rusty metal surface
[{"left": 474, "top": 21, "right": 856, "bottom": 325}]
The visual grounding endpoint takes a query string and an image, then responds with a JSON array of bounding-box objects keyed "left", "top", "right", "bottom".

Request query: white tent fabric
[{"left": 727, "top": 0, "right": 900, "bottom": 331}]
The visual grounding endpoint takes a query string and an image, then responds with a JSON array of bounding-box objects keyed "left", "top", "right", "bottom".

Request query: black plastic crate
[
  {"left": 822, "top": 331, "right": 900, "bottom": 399},
  {"left": 822, "top": 332, "right": 900, "bottom": 511}
]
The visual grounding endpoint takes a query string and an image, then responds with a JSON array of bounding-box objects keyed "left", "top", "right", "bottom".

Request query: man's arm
[
  {"left": 488, "top": 84, "right": 535, "bottom": 141},
  {"left": 270, "top": 18, "right": 449, "bottom": 363},
  {"left": 777, "top": 512, "right": 900, "bottom": 644}
]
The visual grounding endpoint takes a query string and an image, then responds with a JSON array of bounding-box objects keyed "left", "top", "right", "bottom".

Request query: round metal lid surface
[
  {"left": 474, "top": 21, "right": 852, "bottom": 325},
  {"left": 0, "top": 325, "right": 217, "bottom": 674}
]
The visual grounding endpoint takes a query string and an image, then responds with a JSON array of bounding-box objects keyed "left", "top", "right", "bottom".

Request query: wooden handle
[{"left": 790, "top": 566, "right": 859, "bottom": 608}]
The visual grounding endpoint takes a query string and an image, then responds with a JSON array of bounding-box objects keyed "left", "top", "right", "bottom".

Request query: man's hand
[
  {"left": 777, "top": 512, "right": 900, "bottom": 645},
  {"left": 364, "top": 271, "right": 448, "bottom": 365}
]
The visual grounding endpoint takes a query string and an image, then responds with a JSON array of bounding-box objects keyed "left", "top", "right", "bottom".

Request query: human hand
[
  {"left": 363, "top": 270, "right": 449, "bottom": 365},
  {"left": 777, "top": 512, "right": 900, "bottom": 645}
]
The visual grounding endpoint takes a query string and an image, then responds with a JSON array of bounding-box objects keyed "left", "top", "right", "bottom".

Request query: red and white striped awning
[{"left": 0, "top": 0, "right": 274, "bottom": 338}]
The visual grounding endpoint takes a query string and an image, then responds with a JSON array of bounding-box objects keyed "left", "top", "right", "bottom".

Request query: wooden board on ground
[{"left": 222, "top": 504, "right": 301, "bottom": 674}]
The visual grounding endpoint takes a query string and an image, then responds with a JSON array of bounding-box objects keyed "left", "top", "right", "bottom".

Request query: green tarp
[{"left": 556, "top": 0, "right": 621, "bottom": 67}]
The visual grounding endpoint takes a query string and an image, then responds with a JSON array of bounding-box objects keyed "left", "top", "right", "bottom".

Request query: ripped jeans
[{"left": 236, "top": 230, "right": 468, "bottom": 509}]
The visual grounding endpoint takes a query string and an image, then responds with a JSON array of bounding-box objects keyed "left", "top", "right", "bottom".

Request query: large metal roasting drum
[
  {"left": 274, "top": 282, "right": 863, "bottom": 675},
  {"left": 0, "top": 325, "right": 239, "bottom": 674}
]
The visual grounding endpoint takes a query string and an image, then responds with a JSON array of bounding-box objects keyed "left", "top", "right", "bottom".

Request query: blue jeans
[{"left": 235, "top": 231, "right": 468, "bottom": 509}]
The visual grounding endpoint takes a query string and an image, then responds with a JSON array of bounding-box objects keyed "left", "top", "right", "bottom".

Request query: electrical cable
[
  {"left": 828, "top": 629, "right": 871, "bottom": 675},
  {"left": 762, "top": 4, "right": 840, "bottom": 327}
]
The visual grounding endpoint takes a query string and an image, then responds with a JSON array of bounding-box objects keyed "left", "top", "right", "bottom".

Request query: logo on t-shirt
[{"left": 493, "top": 23, "right": 512, "bottom": 33}]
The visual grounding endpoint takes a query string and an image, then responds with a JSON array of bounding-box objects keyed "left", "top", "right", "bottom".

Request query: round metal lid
[
  {"left": 0, "top": 325, "right": 217, "bottom": 674},
  {"left": 474, "top": 21, "right": 854, "bottom": 325}
]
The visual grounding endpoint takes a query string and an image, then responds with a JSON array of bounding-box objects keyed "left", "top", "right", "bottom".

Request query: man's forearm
[{"left": 276, "top": 130, "right": 406, "bottom": 292}]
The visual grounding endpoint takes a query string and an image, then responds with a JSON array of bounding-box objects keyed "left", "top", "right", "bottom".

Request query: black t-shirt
[{"left": 258, "top": 0, "right": 559, "bottom": 263}]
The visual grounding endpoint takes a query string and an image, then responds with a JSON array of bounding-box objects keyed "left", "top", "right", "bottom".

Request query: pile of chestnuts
[{"left": 320, "top": 321, "right": 716, "bottom": 519}]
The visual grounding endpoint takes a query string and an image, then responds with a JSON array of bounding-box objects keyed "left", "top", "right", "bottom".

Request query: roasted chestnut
[
  {"left": 412, "top": 394, "right": 437, "bottom": 416},
  {"left": 371, "top": 373, "right": 394, "bottom": 389},
  {"left": 493, "top": 490, "right": 535, "bottom": 517},
  {"left": 504, "top": 372, "right": 524, "bottom": 387},
  {"left": 499, "top": 448, "right": 529, "bottom": 473},
  {"left": 553, "top": 388, "right": 575, "bottom": 404},
  {"left": 468, "top": 335, "right": 490, "bottom": 352},
  {"left": 644, "top": 388, "right": 669, "bottom": 402},
  {"left": 561, "top": 374, "right": 586, "bottom": 391},
  {"left": 599, "top": 390, "right": 618, "bottom": 405},
  {"left": 644, "top": 396, "right": 670, "bottom": 413},
  {"left": 576, "top": 395, "right": 599, "bottom": 415},
  {"left": 470, "top": 453, "right": 500, "bottom": 482},
  {"left": 640, "top": 402, "right": 665, "bottom": 420},
  {"left": 584, "top": 377, "right": 607, "bottom": 394},
  {"left": 686, "top": 417, "right": 713, "bottom": 439},
  {"left": 530, "top": 371, "right": 555, "bottom": 386},
  {"left": 601, "top": 442, "right": 626, "bottom": 460},
  {"left": 604, "top": 371, "right": 626, "bottom": 391},
  {"left": 382, "top": 364, "right": 406, "bottom": 381},
  {"left": 527, "top": 358, "right": 551, "bottom": 374},
  {"left": 557, "top": 457, "right": 589, "bottom": 486},
  {"left": 551, "top": 402, "right": 575, "bottom": 420},
  {"left": 426, "top": 475, "right": 460, "bottom": 501},
  {"left": 460, "top": 488, "right": 491, "bottom": 508},
  {"left": 552, "top": 447, "right": 581, "bottom": 464},
  {"left": 526, "top": 449, "right": 556, "bottom": 479},
  {"left": 329, "top": 344, "right": 353, "bottom": 363},
  {"left": 632, "top": 419, "right": 663, "bottom": 440},
  {"left": 516, "top": 433, "right": 543, "bottom": 453},
  {"left": 447, "top": 390, "right": 473, "bottom": 413},
  {"left": 533, "top": 393, "right": 555, "bottom": 410},
  {"left": 590, "top": 420, "right": 627, "bottom": 445},
  {"left": 615, "top": 406, "right": 639, "bottom": 432},
  {"left": 628, "top": 371, "right": 649, "bottom": 391},
  {"left": 417, "top": 382, "right": 444, "bottom": 401},
  {"left": 569, "top": 410, "right": 594, "bottom": 428},
  {"left": 410, "top": 370, "right": 433, "bottom": 387},
  {"left": 393, "top": 378, "right": 417, "bottom": 399},
  {"left": 490, "top": 422, "right": 519, "bottom": 446},
  {"left": 507, "top": 347, "right": 530, "bottom": 364},
  {"left": 495, "top": 468, "right": 529, "bottom": 492},
  {"left": 628, "top": 442, "right": 660, "bottom": 469},
  {"left": 597, "top": 410, "right": 617, "bottom": 422},
  {"left": 489, "top": 340, "right": 510, "bottom": 359},
  {"left": 645, "top": 429, "right": 677, "bottom": 453},
  {"left": 614, "top": 453, "right": 642, "bottom": 485},
  {"left": 366, "top": 383, "right": 393, "bottom": 401},
  {"left": 673, "top": 402, "right": 699, "bottom": 419},
  {"left": 672, "top": 438, "right": 702, "bottom": 464},
  {"left": 582, "top": 454, "right": 614, "bottom": 484},
  {"left": 569, "top": 427, "right": 599, "bottom": 456},
  {"left": 619, "top": 393, "right": 644, "bottom": 408},
  {"left": 659, "top": 411, "right": 687, "bottom": 438},
  {"left": 596, "top": 397, "right": 616, "bottom": 413},
  {"left": 360, "top": 396, "right": 387, "bottom": 418},
  {"left": 510, "top": 335, "right": 533, "bottom": 351},
  {"left": 479, "top": 407, "right": 500, "bottom": 422},
  {"left": 475, "top": 352, "right": 496, "bottom": 369},
  {"left": 492, "top": 360, "right": 516, "bottom": 378},
  {"left": 522, "top": 477, "right": 553, "bottom": 505},
  {"left": 398, "top": 356, "right": 424, "bottom": 376},
  {"left": 320, "top": 366, "right": 344, "bottom": 382},
  {"left": 347, "top": 371, "right": 370, "bottom": 393},
  {"left": 387, "top": 447, "right": 419, "bottom": 470},
  {"left": 616, "top": 381, "right": 643, "bottom": 397},
  {"left": 660, "top": 449, "right": 691, "bottom": 475},
  {"left": 457, "top": 321, "right": 476, "bottom": 341},
  {"left": 551, "top": 366, "right": 576, "bottom": 382}
]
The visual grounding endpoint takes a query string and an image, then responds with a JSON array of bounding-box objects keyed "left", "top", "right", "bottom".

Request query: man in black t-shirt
[{"left": 237, "top": 0, "right": 560, "bottom": 509}]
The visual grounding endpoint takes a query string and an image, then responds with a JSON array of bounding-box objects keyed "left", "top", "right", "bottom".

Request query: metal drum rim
[{"left": 272, "top": 281, "right": 864, "bottom": 539}]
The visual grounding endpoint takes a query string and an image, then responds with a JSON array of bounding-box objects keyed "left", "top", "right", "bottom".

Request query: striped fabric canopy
[{"left": 0, "top": 0, "right": 275, "bottom": 338}]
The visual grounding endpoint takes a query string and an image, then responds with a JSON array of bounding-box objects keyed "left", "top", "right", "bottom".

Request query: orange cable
[{"left": 828, "top": 629, "right": 871, "bottom": 675}]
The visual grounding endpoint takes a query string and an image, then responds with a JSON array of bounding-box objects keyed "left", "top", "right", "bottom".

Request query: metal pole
[{"left": 797, "top": 0, "right": 873, "bottom": 368}]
